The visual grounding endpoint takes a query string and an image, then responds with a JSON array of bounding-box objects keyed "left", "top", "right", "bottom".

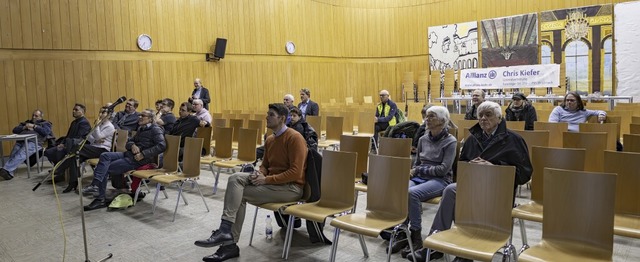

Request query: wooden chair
[
  {"left": 604, "top": 150, "right": 640, "bottom": 239},
  {"left": 247, "top": 119, "right": 265, "bottom": 146},
  {"left": 212, "top": 128, "right": 258, "bottom": 194},
  {"left": 506, "top": 121, "right": 525, "bottom": 130},
  {"left": 85, "top": 129, "right": 127, "bottom": 169},
  {"left": 633, "top": 116, "right": 640, "bottom": 124},
  {"left": 453, "top": 119, "right": 477, "bottom": 141},
  {"left": 535, "top": 109, "right": 553, "bottom": 122},
  {"left": 518, "top": 168, "right": 616, "bottom": 262},
  {"left": 318, "top": 116, "right": 343, "bottom": 150},
  {"left": 306, "top": 115, "right": 322, "bottom": 136},
  {"left": 229, "top": 119, "right": 244, "bottom": 149},
  {"left": 128, "top": 135, "right": 181, "bottom": 206},
  {"left": 631, "top": 123, "right": 640, "bottom": 134},
  {"left": 423, "top": 162, "right": 516, "bottom": 261},
  {"left": 563, "top": 131, "right": 607, "bottom": 172},
  {"left": 329, "top": 154, "right": 413, "bottom": 262},
  {"left": 407, "top": 103, "right": 425, "bottom": 123},
  {"left": 149, "top": 137, "right": 209, "bottom": 222},
  {"left": 200, "top": 127, "right": 233, "bottom": 193},
  {"left": 535, "top": 121, "right": 568, "bottom": 148},
  {"left": 378, "top": 137, "right": 412, "bottom": 158},
  {"left": 195, "top": 126, "right": 212, "bottom": 157},
  {"left": 211, "top": 112, "right": 223, "bottom": 119},
  {"left": 345, "top": 97, "right": 354, "bottom": 105},
  {"left": 511, "top": 130, "right": 550, "bottom": 158},
  {"left": 340, "top": 135, "right": 371, "bottom": 183},
  {"left": 623, "top": 134, "right": 640, "bottom": 153},
  {"left": 588, "top": 115, "right": 623, "bottom": 138},
  {"left": 512, "top": 146, "right": 586, "bottom": 253},
  {"left": 578, "top": 123, "right": 618, "bottom": 150},
  {"left": 339, "top": 112, "right": 354, "bottom": 135},
  {"left": 281, "top": 150, "right": 358, "bottom": 259},
  {"left": 356, "top": 111, "right": 377, "bottom": 153},
  {"left": 209, "top": 118, "right": 226, "bottom": 148},
  {"left": 363, "top": 96, "right": 373, "bottom": 104}
]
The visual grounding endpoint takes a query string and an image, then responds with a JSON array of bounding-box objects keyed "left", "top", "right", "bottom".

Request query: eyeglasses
[
  {"left": 32, "top": 114, "right": 41, "bottom": 117},
  {"left": 565, "top": 99, "right": 576, "bottom": 102},
  {"left": 425, "top": 114, "right": 438, "bottom": 119},
  {"left": 379, "top": 94, "right": 387, "bottom": 97},
  {"left": 512, "top": 98, "right": 522, "bottom": 101},
  {"left": 126, "top": 103, "right": 135, "bottom": 107},
  {"left": 192, "top": 103, "right": 202, "bottom": 106}
]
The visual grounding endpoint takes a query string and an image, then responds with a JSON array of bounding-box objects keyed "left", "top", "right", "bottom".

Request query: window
[
  {"left": 564, "top": 40, "right": 589, "bottom": 93},
  {"left": 541, "top": 44, "right": 552, "bottom": 64},
  {"left": 602, "top": 38, "right": 613, "bottom": 94}
]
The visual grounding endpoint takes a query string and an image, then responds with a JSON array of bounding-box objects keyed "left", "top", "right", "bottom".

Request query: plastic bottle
[{"left": 265, "top": 215, "right": 273, "bottom": 240}]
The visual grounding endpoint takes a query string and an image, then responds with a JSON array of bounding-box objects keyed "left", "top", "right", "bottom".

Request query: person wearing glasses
[
  {"left": 188, "top": 78, "right": 211, "bottom": 110},
  {"left": 83, "top": 109, "right": 166, "bottom": 211},
  {"left": 170, "top": 102, "right": 202, "bottom": 159},
  {"left": 505, "top": 92, "right": 537, "bottom": 130},
  {"left": 374, "top": 89, "right": 398, "bottom": 141},
  {"left": 192, "top": 99, "right": 212, "bottom": 127},
  {"left": 0, "top": 110, "right": 53, "bottom": 181},
  {"left": 549, "top": 91, "right": 606, "bottom": 132},
  {"left": 154, "top": 98, "right": 177, "bottom": 134},
  {"left": 112, "top": 98, "right": 141, "bottom": 131}
]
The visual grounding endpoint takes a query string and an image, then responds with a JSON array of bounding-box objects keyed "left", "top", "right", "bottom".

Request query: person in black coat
[
  {"left": 505, "top": 92, "right": 537, "bottom": 130},
  {"left": 170, "top": 102, "right": 201, "bottom": 160},
  {"left": 298, "top": 88, "right": 319, "bottom": 119},
  {"left": 45, "top": 103, "right": 91, "bottom": 180},
  {"left": 189, "top": 78, "right": 211, "bottom": 110},
  {"left": 113, "top": 98, "right": 141, "bottom": 131}
]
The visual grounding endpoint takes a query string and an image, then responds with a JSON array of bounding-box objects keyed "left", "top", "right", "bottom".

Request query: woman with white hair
[{"left": 390, "top": 106, "right": 457, "bottom": 256}]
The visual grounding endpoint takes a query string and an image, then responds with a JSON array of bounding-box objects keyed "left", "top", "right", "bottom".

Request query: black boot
[
  {"left": 386, "top": 231, "right": 408, "bottom": 254},
  {"left": 401, "top": 228, "right": 423, "bottom": 258},
  {"left": 406, "top": 247, "right": 444, "bottom": 262},
  {"left": 202, "top": 244, "right": 240, "bottom": 262}
]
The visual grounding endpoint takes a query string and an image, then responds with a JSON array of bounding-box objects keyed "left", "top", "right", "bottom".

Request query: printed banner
[
  {"left": 460, "top": 64, "right": 560, "bottom": 89},
  {"left": 428, "top": 21, "right": 479, "bottom": 71},
  {"left": 481, "top": 13, "right": 538, "bottom": 68}
]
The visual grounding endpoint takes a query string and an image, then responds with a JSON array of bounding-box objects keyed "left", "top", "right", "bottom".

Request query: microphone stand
[{"left": 32, "top": 116, "right": 113, "bottom": 262}]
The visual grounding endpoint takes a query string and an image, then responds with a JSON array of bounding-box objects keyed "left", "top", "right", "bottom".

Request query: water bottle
[{"left": 265, "top": 215, "right": 273, "bottom": 240}]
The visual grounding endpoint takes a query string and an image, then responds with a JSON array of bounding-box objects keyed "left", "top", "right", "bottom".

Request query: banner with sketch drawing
[
  {"left": 460, "top": 64, "right": 560, "bottom": 89},
  {"left": 481, "top": 13, "right": 538, "bottom": 68},
  {"left": 428, "top": 21, "right": 479, "bottom": 72}
]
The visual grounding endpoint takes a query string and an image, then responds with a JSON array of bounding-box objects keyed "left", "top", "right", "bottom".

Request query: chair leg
[
  {"left": 518, "top": 218, "right": 530, "bottom": 254},
  {"left": 329, "top": 227, "right": 341, "bottom": 262},
  {"left": 403, "top": 226, "right": 417, "bottom": 262},
  {"left": 357, "top": 234, "right": 368, "bottom": 258},
  {"left": 152, "top": 183, "right": 161, "bottom": 214},
  {"left": 172, "top": 182, "right": 184, "bottom": 222},
  {"left": 213, "top": 166, "right": 222, "bottom": 194},
  {"left": 193, "top": 180, "right": 209, "bottom": 212},
  {"left": 351, "top": 191, "right": 359, "bottom": 213},
  {"left": 502, "top": 243, "right": 518, "bottom": 262},
  {"left": 249, "top": 206, "right": 259, "bottom": 246},
  {"left": 283, "top": 214, "right": 296, "bottom": 259},
  {"left": 387, "top": 230, "right": 397, "bottom": 262},
  {"left": 133, "top": 180, "right": 143, "bottom": 206},
  {"left": 208, "top": 163, "right": 216, "bottom": 194}
]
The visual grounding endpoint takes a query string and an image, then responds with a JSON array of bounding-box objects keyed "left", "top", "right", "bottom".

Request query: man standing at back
[
  {"left": 374, "top": 89, "right": 398, "bottom": 141},
  {"left": 194, "top": 103, "right": 307, "bottom": 262},
  {"left": 189, "top": 78, "right": 211, "bottom": 110},
  {"left": 298, "top": 88, "right": 319, "bottom": 119}
]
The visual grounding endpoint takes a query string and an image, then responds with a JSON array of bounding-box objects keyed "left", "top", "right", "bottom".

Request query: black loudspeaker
[{"left": 214, "top": 38, "right": 227, "bottom": 59}]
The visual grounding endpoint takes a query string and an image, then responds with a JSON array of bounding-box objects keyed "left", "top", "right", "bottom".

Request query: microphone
[{"left": 107, "top": 96, "right": 127, "bottom": 111}]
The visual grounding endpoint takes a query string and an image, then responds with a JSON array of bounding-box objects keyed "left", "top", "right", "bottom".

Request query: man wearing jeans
[
  {"left": 0, "top": 110, "right": 53, "bottom": 181},
  {"left": 194, "top": 103, "right": 307, "bottom": 262},
  {"left": 83, "top": 109, "right": 166, "bottom": 211}
]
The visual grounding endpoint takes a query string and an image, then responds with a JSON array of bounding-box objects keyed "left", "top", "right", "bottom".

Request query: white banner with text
[{"left": 459, "top": 64, "right": 560, "bottom": 89}]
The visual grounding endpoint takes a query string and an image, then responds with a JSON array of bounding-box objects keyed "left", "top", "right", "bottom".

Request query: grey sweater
[
  {"left": 413, "top": 132, "right": 457, "bottom": 183},
  {"left": 548, "top": 106, "right": 606, "bottom": 132}
]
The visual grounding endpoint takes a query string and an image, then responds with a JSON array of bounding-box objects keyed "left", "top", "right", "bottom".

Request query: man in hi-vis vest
[{"left": 374, "top": 89, "right": 398, "bottom": 142}]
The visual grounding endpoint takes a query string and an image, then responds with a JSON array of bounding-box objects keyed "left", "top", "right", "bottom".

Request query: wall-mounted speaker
[{"left": 206, "top": 38, "right": 227, "bottom": 62}]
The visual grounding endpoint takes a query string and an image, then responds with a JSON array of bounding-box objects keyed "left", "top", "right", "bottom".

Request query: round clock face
[
  {"left": 285, "top": 41, "right": 296, "bottom": 54},
  {"left": 137, "top": 34, "right": 152, "bottom": 51}
]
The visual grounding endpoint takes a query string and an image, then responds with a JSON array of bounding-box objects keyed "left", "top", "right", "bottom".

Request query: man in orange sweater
[{"left": 195, "top": 103, "right": 307, "bottom": 262}]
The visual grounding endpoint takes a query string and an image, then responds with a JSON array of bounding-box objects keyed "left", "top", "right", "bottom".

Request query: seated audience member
[
  {"left": 390, "top": 106, "right": 456, "bottom": 255},
  {"left": 54, "top": 106, "right": 115, "bottom": 193},
  {"left": 283, "top": 94, "right": 295, "bottom": 125},
  {"left": 374, "top": 89, "right": 398, "bottom": 141},
  {"left": 83, "top": 109, "right": 166, "bottom": 211},
  {"left": 194, "top": 103, "right": 307, "bottom": 262},
  {"left": 464, "top": 89, "right": 485, "bottom": 120},
  {"left": 45, "top": 103, "right": 91, "bottom": 181},
  {"left": 155, "top": 98, "right": 177, "bottom": 134},
  {"left": 113, "top": 98, "right": 141, "bottom": 131},
  {"left": 548, "top": 91, "right": 606, "bottom": 132},
  {"left": 408, "top": 101, "right": 532, "bottom": 262},
  {"left": 411, "top": 105, "right": 430, "bottom": 155},
  {"left": 0, "top": 110, "right": 53, "bottom": 181},
  {"left": 505, "top": 92, "right": 537, "bottom": 130},
  {"left": 170, "top": 102, "right": 201, "bottom": 160},
  {"left": 287, "top": 106, "right": 318, "bottom": 151},
  {"left": 192, "top": 99, "right": 212, "bottom": 127},
  {"left": 298, "top": 88, "right": 319, "bottom": 119}
]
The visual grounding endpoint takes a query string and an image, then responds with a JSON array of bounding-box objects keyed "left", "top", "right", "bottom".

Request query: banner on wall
[
  {"left": 480, "top": 13, "right": 538, "bottom": 68},
  {"left": 428, "top": 21, "right": 479, "bottom": 71},
  {"left": 460, "top": 64, "right": 560, "bottom": 89}
]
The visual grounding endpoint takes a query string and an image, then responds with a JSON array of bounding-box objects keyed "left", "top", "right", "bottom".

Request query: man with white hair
[
  {"left": 374, "top": 89, "right": 398, "bottom": 141},
  {"left": 283, "top": 94, "right": 295, "bottom": 124},
  {"left": 189, "top": 78, "right": 211, "bottom": 110},
  {"left": 192, "top": 99, "right": 212, "bottom": 127}
]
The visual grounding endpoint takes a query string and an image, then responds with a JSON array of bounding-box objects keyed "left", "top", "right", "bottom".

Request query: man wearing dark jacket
[
  {"left": 189, "top": 78, "right": 212, "bottom": 110},
  {"left": 298, "top": 88, "right": 319, "bottom": 119},
  {"left": 0, "top": 110, "right": 53, "bottom": 180},
  {"left": 83, "top": 109, "right": 166, "bottom": 211},
  {"left": 45, "top": 103, "right": 91, "bottom": 181},
  {"left": 170, "top": 102, "right": 201, "bottom": 160},
  {"left": 505, "top": 93, "right": 537, "bottom": 130}
]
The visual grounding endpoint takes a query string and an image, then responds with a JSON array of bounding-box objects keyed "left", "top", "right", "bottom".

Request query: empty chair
[
  {"left": 247, "top": 119, "right": 265, "bottom": 146},
  {"left": 195, "top": 126, "right": 212, "bottom": 157},
  {"left": 512, "top": 130, "right": 550, "bottom": 157},
  {"left": 318, "top": 116, "right": 343, "bottom": 150},
  {"left": 356, "top": 111, "right": 377, "bottom": 153},
  {"left": 423, "top": 162, "right": 516, "bottom": 261},
  {"left": 604, "top": 151, "right": 640, "bottom": 239},
  {"left": 506, "top": 120, "right": 525, "bottom": 130},
  {"left": 363, "top": 96, "right": 373, "bottom": 104},
  {"left": 305, "top": 115, "right": 322, "bottom": 136},
  {"left": 563, "top": 131, "right": 607, "bottom": 172},
  {"left": 518, "top": 168, "right": 616, "bottom": 261},
  {"left": 579, "top": 123, "right": 618, "bottom": 150},
  {"left": 535, "top": 121, "right": 568, "bottom": 148},
  {"left": 623, "top": 134, "right": 640, "bottom": 153},
  {"left": 329, "top": 154, "right": 413, "bottom": 262},
  {"left": 632, "top": 123, "right": 640, "bottom": 134}
]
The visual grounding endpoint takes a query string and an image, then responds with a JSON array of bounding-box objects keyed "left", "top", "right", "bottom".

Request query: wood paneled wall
[{"left": 0, "top": 0, "right": 633, "bottom": 144}]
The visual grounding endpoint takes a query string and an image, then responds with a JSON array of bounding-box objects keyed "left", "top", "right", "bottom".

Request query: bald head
[{"left": 379, "top": 90, "right": 390, "bottom": 103}]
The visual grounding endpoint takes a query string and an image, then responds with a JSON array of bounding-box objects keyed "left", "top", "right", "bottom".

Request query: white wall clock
[
  {"left": 285, "top": 41, "right": 296, "bottom": 54},
  {"left": 137, "top": 34, "right": 152, "bottom": 51}
]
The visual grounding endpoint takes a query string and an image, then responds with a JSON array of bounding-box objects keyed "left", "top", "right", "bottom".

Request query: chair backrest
[
  {"left": 535, "top": 121, "right": 568, "bottom": 148},
  {"left": 212, "top": 118, "right": 227, "bottom": 128},
  {"left": 530, "top": 146, "right": 586, "bottom": 202},
  {"left": 213, "top": 127, "right": 233, "bottom": 158},
  {"left": 211, "top": 112, "right": 223, "bottom": 119},
  {"left": 229, "top": 119, "right": 244, "bottom": 142},
  {"left": 363, "top": 96, "right": 373, "bottom": 104},
  {"left": 115, "top": 129, "right": 129, "bottom": 152},
  {"left": 536, "top": 109, "right": 553, "bottom": 122},
  {"left": 542, "top": 168, "right": 616, "bottom": 256},
  {"left": 588, "top": 114, "right": 623, "bottom": 138},
  {"left": 247, "top": 119, "right": 265, "bottom": 145},
  {"left": 631, "top": 123, "right": 640, "bottom": 135},
  {"left": 306, "top": 115, "right": 322, "bottom": 134},
  {"left": 357, "top": 111, "right": 375, "bottom": 135},
  {"left": 318, "top": 150, "right": 357, "bottom": 207},
  {"left": 182, "top": 137, "right": 203, "bottom": 178},
  {"left": 455, "top": 162, "right": 515, "bottom": 234},
  {"left": 325, "top": 116, "right": 344, "bottom": 141},
  {"left": 339, "top": 112, "right": 354, "bottom": 134},
  {"left": 366, "top": 154, "right": 411, "bottom": 220},
  {"left": 108, "top": 131, "right": 118, "bottom": 151},
  {"left": 562, "top": 131, "right": 607, "bottom": 172},
  {"left": 195, "top": 126, "right": 212, "bottom": 156},
  {"left": 579, "top": 123, "right": 618, "bottom": 150},
  {"left": 505, "top": 121, "right": 525, "bottom": 130},
  {"left": 236, "top": 128, "right": 259, "bottom": 162},
  {"left": 339, "top": 135, "right": 371, "bottom": 179},
  {"left": 623, "top": 134, "right": 640, "bottom": 153},
  {"left": 633, "top": 116, "right": 640, "bottom": 124},
  {"left": 604, "top": 150, "right": 640, "bottom": 216},
  {"left": 162, "top": 135, "right": 181, "bottom": 172},
  {"left": 345, "top": 97, "right": 354, "bottom": 105},
  {"left": 378, "top": 137, "right": 412, "bottom": 157},
  {"left": 512, "top": 130, "right": 550, "bottom": 158}
]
